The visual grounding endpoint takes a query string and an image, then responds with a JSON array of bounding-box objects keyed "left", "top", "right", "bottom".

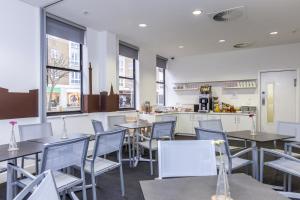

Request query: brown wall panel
[{"left": 0, "top": 88, "right": 38, "bottom": 119}]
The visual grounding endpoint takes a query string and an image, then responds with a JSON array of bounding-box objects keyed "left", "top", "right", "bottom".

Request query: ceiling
[{"left": 22, "top": 0, "right": 300, "bottom": 58}]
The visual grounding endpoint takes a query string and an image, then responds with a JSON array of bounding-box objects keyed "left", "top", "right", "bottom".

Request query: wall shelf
[{"left": 173, "top": 79, "right": 257, "bottom": 91}]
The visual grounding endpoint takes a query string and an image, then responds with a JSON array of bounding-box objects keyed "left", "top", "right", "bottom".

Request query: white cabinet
[
  {"left": 177, "top": 114, "right": 194, "bottom": 135},
  {"left": 237, "top": 115, "right": 256, "bottom": 131},
  {"left": 221, "top": 115, "right": 237, "bottom": 132}
]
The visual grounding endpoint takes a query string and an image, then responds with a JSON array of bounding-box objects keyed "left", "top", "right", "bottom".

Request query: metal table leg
[
  {"left": 7, "top": 158, "right": 17, "bottom": 200},
  {"left": 251, "top": 141, "right": 258, "bottom": 180}
]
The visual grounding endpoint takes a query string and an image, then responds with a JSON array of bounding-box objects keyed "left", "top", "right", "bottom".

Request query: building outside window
[
  {"left": 156, "top": 67, "right": 165, "bottom": 105},
  {"left": 156, "top": 56, "right": 168, "bottom": 106},
  {"left": 118, "top": 55, "right": 135, "bottom": 109},
  {"left": 46, "top": 16, "right": 85, "bottom": 115},
  {"left": 118, "top": 41, "right": 139, "bottom": 110}
]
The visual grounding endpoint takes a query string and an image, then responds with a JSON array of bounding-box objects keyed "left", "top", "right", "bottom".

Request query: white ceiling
[{"left": 22, "top": 0, "right": 300, "bottom": 58}]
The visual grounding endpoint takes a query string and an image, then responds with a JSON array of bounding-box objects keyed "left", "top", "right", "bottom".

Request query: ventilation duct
[{"left": 208, "top": 6, "right": 245, "bottom": 22}]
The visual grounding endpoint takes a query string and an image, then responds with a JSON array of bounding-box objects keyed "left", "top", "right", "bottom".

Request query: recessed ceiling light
[
  {"left": 178, "top": 45, "right": 184, "bottom": 49},
  {"left": 138, "top": 24, "right": 147, "bottom": 28},
  {"left": 83, "top": 11, "right": 89, "bottom": 15},
  {"left": 219, "top": 39, "right": 226, "bottom": 43},
  {"left": 192, "top": 10, "right": 202, "bottom": 16},
  {"left": 269, "top": 31, "right": 278, "bottom": 35}
]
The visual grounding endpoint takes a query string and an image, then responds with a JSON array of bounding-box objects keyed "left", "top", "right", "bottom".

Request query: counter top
[{"left": 140, "top": 112, "right": 254, "bottom": 116}]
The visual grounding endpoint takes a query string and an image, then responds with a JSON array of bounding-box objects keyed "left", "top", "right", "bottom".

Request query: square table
[
  {"left": 140, "top": 173, "right": 289, "bottom": 200},
  {"left": 117, "top": 122, "right": 152, "bottom": 167},
  {"left": 226, "top": 130, "right": 294, "bottom": 179}
]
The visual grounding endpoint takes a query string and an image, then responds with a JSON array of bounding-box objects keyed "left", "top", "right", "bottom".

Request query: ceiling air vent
[
  {"left": 233, "top": 42, "right": 252, "bottom": 49},
  {"left": 208, "top": 6, "right": 245, "bottom": 22}
]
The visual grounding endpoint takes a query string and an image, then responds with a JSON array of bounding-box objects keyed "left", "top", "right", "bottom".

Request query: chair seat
[
  {"left": 274, "top": 149, "right": 300, "bottom": 158},
  {"left": 85, "top": 157, "right": 120, "bottom": 175},
  {"left": 265, "top": 158, "right": 300, "bottom": 177},
  {"left": 217, "top": 156, "right": 252, "bottom": 171},
  {"left": 138, "top": 140, "right": 158, "bottom": 150},
  {"left": 19, "top": 171, "right": 81, "bottom": 192}
]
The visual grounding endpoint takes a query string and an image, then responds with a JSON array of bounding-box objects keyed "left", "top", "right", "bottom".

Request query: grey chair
[
  {"left": 15, "top": 136, "right": 90, "bottom": 200},
  {"left": 273, "top": 121, "right": 300, "bottom": 157},
  {"left": 161, "top": 115, "right": 177, "bottom": 139},
  {"left": 195, "top": 127, "right": 254, "bottom": 174},
  {"left": 107, "top": 115, "right": 132, "bottom": 164},
  {"left": 137, "top": 121, "right": 175, "bottom": 175},
  {"left": 91, "top": 119, "right": 104, "bottom": 133},
  {"left": 85, "top": 129, "right": 126, "bottom": 200},
  {"left": 260, "top": 143, "right": 300, "bottom": 196},
  {"left": 18, "top": 122, "right": 53, "bottom": 173},
  {"left": 198, "top": 119, "right": 246, "bottom": 151},
  {"left": 8, "top": 167, "right": 60, "bottom": 200}
]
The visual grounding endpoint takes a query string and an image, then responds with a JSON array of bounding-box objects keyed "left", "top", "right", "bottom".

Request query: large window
[
  {"left": 46, "top": 15, "right": 85, "bottom": 115},
  {"left": 156, "top": 56, "right": 167, "bottom": 106},
  {"left": 118, "top": 41, "right": 139, "bottom": 110},
  {"left": 118, "top": 55, "right": 136, "bottom": 109}
]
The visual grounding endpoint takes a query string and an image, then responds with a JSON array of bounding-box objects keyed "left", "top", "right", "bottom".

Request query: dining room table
[
  {"left": 140, "top": 173, "right": 290, "bottom": 200},
  {"left": 117, "top": 121, "right": 152, "bottom": 167},
  {"left": 226, "top": 130, "right": 294, "bottom": 180}
]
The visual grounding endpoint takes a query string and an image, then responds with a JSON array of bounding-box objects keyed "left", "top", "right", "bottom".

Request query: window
[
  {"left": 46, "top": 35, "right": 82, "bottom": 114},
  {"left": 118, "top": 55, "right": 136, "bottom": 109},
  {"left": 118, "top": 41, "right": 139, "bottom": 110},
  {"left": 156, "top": 56, "right": 167, "bottom": 106},
  {"left": 45, "top": 15, "right": 85, "bottom": 115},
  {"left": 156, "top": 67, "right": 165, "bottom": 106}
]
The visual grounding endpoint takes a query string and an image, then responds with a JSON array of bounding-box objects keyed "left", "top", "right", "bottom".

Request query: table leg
[
  {"left": 134, "top": 128, "right": 140, "bottom": 167},
  {"left": 251, "top": 141, "right": 258, "bottom": 180},
  {"left": 6, "top": 158, "right": 17, "bottom": 200}
]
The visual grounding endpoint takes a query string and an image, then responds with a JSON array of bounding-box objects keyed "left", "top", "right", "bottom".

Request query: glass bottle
[
  {"left": 61, "top": 116, "right": 68, "bottom": 139},
  {"left": 8, "top": 124, "right": 18, "bottom": 151},
  {"left": 215, "top": 146, "right": 232, "bottom": 200}
]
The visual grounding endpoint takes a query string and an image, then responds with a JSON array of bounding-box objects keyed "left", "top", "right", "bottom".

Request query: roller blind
[
  {"left": 119, "top": 41, "right": 139, "bottom": 60},
  {"left": 46, "top": 14, "right": 85, "bottom": 44},
  {"left": 156, "top": 55, "right": 168, "bottom": 69}
]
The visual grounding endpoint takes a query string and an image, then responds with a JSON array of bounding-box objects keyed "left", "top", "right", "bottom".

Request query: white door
[{"left": 260, "top": 70, "right": 297, "bottom": 133}]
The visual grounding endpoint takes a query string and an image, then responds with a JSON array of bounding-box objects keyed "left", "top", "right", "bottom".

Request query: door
[{"left": 260, "top": 70, "right": 297, "bottom": 133}]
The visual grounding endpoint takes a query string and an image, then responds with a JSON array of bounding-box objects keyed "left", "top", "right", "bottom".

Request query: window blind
[
  {"left": 156, "top": 55, "right": 168, "bottom": 69},
  {"left": 119, "top": 41, "right": 139, "bottom": 60},
  {"left": 46, "top": 14, "right": 85, "bottom": 44}
]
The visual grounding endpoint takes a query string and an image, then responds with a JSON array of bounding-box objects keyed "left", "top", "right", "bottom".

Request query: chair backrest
[
  {"left": 19, "top": 123, "right": 53, "bottom": 141},
  {"left": 158, "top": 140, "right": 217, "bottom": 178},
  {"left": 14, "top": 170, "right": 60, "bottom": 200},
  {"left": 151, "top": 121, "right": 175, "bottom": 140},
  {"left": 199, "top": 119, "right": 223, "bottom": 131},
  {"left": 107, "top": 115, "right": 127, "bottom": 130},
  {"left": 92, "top": 129, "right": 126, "bottom": 159},
  {"left": 161, "top": 115, "right": 177, "bottom": 122},
  {"left": 195, "top": 127, "right": 231, "bottom": 157},
  {"left": 91, "top": 120, "right": 104, "bottom": 134},
  {"left": 276, "top": 121, "right": 300, "bottom": 141},
  {"left": 40, "top": 136, "right": 89, "bottom": 172}
]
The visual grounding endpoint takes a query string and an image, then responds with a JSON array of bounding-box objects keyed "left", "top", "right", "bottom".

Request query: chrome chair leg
[
  {"left": 150, "top": 149, "right": 153, "bottom": 175},
  {"left": 91, "top": 172, "right": 97, "bottom": 200}
]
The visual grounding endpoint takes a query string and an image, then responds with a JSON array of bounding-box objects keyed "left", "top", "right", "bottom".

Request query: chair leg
[
  {"left": 119, "top": 165, "right": 125, "bottom": 196},
  {"left": 283, "top": 173, "right": 287, "bottom": 191},
  {"left": 128, "top": 138, "right": 132, "bottom": 167},
  {"left": 35, "top": 153, "right": 39, "bottom": 174},
  {"left": 81, "top": 170, "right": 87, "bottom": 200},
  {"left": 91, "top": 172, "right": 97, "bottom": 200},
  {"left": 288, "top": 174, "right": 292, "bottom": 192},
  {"left": 150, "top": 149, "right": 153, "bottom": 175}
]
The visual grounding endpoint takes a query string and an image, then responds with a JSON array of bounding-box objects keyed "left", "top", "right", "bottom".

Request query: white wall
[
  {"left": 0, "top": 0, "right": 40, "bottom": 144},
  {"left": 0, "top": 0, "right": 40, "bottom": 92},
  {"left": 137, "top": 48, "right": 157, "bottom": 109},
  {"left": 166, "top": 43, "right": 300, "bottom": 106}
]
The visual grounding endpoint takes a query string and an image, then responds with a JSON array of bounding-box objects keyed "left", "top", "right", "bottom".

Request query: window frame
[
  {"left": 118, "top": 57, "right": 136, "bottom": 110},
  {"left": 156, "top": 67, "right": 166, "bottom": 106},
  {"left": 46, "top": 38, "right": 83, "bottom": 116}
]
